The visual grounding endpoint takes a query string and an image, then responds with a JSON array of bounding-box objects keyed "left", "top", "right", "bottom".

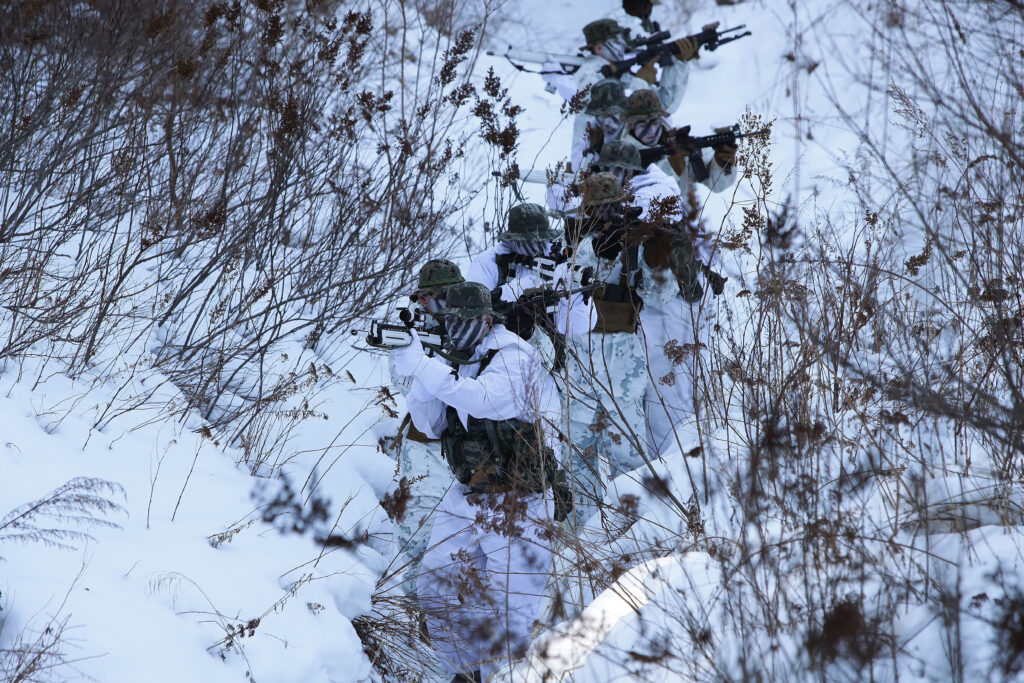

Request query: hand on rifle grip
[{"left": 674, "top": 37, "right": 699, "bottom": 61}]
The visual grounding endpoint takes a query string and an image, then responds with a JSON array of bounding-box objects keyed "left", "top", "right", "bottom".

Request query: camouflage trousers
[
  {"left": 393, "top": 437, "right": 451, "bottom": 595},
  {"left": 417, "top": 484, "right": 552, "bottom": 680},
  {"left": 639, "top": 296, "right": 708, "bottom": 457},
  {"left": 564, "top": 331, "right": 648, "bottom": 528}
]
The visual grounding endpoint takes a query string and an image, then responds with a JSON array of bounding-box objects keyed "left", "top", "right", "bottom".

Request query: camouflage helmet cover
[
  {"left": 585, "top": 79, "right": 627, "bottom": 117},
  {"left": 409, "top": 258, "right": 464, "bottom": 297},
  {"left": 499, "top": 203, "right": 562, "bottom": 242},
  {"left": 579, "top": 172, "right": 625, "bottom": 208},
  {"left": 598, "top": 140, "right": 646, "bottom": 171},
  {"left": 443, "top": 281, "right": 500, "bottom": 320},
  {"left": 581, "top": 18, "right": 626, "bottom": 50},
  {"left": 624, "top": 89, "right": 667, "bottom": 121}
]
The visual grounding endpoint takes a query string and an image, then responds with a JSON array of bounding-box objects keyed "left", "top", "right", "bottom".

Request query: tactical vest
[{"left": 439, "top": 350, "right": 558, "bottom": 494}]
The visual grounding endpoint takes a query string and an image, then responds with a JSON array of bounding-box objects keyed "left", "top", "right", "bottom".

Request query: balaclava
[
  {"left": 510, "top": 239, "right": 551, "bottom": 257},
  {"left": 446, "top": 315, "right": 489, "bottom": 351},
  {"left": 600, "top": 34, "right": 627, "bottom": 62}
]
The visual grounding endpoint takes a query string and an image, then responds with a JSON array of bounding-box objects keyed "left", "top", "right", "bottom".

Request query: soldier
[
  {"left": 563, "top": 171, "right": 679, "bottom": 528},
  {"left": 575, "top": 18, "right": 692, "bottom": 119},
  {"left": 571, "top": 78, "right": 627, "bottom": 173},
  {"left": 618, "top": 88, "right": 739, "bottom": 204},
  {"left": 466, "top": 202, "right": 595, "bottom": 373},
  {"left": 597, "top": 140, "right": 727, "bottom": 458},
  {"left": 387, "top": 259, "right": 463, "bottom": 596},
  {"left": 395, "top": 281, "right": 568, "bottom": 682}
]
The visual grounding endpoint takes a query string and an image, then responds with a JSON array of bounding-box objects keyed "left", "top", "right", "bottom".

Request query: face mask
[
  {"left": 610, "top": 166, "right": 631, "bottom": 185},
  {"left": 632, "top": 117, "right": 663, "bottom": 146},
  {"left": 596, "top": 116, "right": 623, "bottom": 140},
  {"left": 422, "top": 296, "right": 445, "bottom": 315},
  {"left": 600, "top": 35, "right": 627, "bottom": 63},
  {"left": 446, "top": 315, "right": 489, "bottom": 351},
  {"left": 511, "top": 240, "right": 550, "bottom": 257}
]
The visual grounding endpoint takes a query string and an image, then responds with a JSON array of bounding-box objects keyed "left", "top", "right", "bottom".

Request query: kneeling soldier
[{"left": 394, "top": 281, "right": 569, "bottom": 682}]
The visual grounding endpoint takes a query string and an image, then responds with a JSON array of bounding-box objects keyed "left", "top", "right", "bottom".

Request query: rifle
[
  {"left": 566, "top": 207, "right": 729, "bottom": 296},
  {"left": 354, "top": 307, "right": 444, "bottom": 350},
  {"left": 495, "top": 245, "right": 593, "bottom": 287},
  {"left": 600, "top": 22, "right": 751, "bottom": 78},
  {"left": 493, "top": 167, "right": 577, "bottom": 187},
  {"left": 485, "top": 47, "right": 587, "bottom": 75},
  {"left": 493, "top": 281, "right": 601, "bottom": 370},
  {"left": 639, "top": 124, "right": 762, "bottom": 180}
]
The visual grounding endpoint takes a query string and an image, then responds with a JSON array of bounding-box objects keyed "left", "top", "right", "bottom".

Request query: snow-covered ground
[{"left": 3, "top": 0, "right": 1023, "bottom": 681}]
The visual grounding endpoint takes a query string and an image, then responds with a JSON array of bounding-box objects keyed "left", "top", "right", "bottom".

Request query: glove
[
  {"left": 505, "top": 304, "right": 536, "bottom": 341},
  {"left": 642, "top": 231, "right": 674, "bottom": 269},
  {"left": 674, "top": 37, "right": 699, "bottom": 62},
  {"left": 635, "top": 58, "right": 658, "bottom": 85},
  {"left": 706, "top": 269, "right": 727, "bottom": 295},
  {"left": 713, "top": 142, "right": 738, "bottom": 170},
  {"left": 393, "top": 328, "right": 426, "bottom": 376},
  {"left": 553, "top": 480, "right": 574, "bottom": 523}
]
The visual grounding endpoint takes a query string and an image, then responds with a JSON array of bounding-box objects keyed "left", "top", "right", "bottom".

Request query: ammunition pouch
[
  {"left": 592, "top": 284, "right": 643, "bottom": 333},
  {"left": 440, "top": 408, "right": 561, "bottom": 495}
]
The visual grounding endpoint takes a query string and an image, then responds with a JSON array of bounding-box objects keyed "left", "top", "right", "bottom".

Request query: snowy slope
[{"left": 3, "top": 0, "right": 1022, "bottom": 681}]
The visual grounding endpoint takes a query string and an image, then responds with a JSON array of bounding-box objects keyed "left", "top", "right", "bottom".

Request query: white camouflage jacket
[{"left": 405, "top": 324, "right": 562, "bottom": 453}]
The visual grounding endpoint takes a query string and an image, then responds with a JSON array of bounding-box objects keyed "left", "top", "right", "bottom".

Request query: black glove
[
  {"left": 713, "top": 141, "right": 738, "bottom": 171},
  {"left": 553, "top": 481, "right": 574, "bottom": 523},
  {"left": 706, "top": 269, "right": 727, "bottom": 295},
  {"left": 504, "top": 302, "right": 536, "bottom": 341}
]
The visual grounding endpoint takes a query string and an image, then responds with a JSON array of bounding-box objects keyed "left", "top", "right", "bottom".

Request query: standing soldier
[
  {"left": 387, "top": 259, "right": 462, "bottom": 596},
  {"left": 395, "top": 281, "right": 569, "bottom": 682},
  {"left": 575, "top": 18, "right": 692, "bottom": 119},
  {"left": 598, "top": 138, "right": 728, "bottom": 457},
  {"left": 618, "top": 88, "right": 739, "bottom": 204},
  {"left": 571, "top": 78, "right": 627, "bottom": 173},
  {"left": 564, "top": 171, "right": 679, "bottom": 528},
  {"left": 466, "top": 202, "right": 595, "bottom": 373}
]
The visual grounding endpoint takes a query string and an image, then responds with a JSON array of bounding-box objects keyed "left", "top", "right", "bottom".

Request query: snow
[{"left": 3, "top": 0, "right": 1022, "bottom": 681}]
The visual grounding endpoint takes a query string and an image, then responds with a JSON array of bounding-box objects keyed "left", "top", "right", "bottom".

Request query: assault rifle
[
  {"left": 356, "top": 307, "right": 444, "bottom": 350},
  {"left": 485, "top": 47, "right": 587, "bottom": 75},
  {"left": 565, "top": 206, "right": 728, "bottom": 296},
  {"left": 355, "top": 275, "right": 598, "bottom": 358},
  {"left": 495, "top": 246, "right": 593, "bottom": 287},
  {"left": 600, "top": 23, "right": 751, "bottom": 78},
  {"left": 494, "top": 280, "right": 601, "bottom": 370},
  {"left": 639, "top": 124, "right": 763, "bottom": 180}
]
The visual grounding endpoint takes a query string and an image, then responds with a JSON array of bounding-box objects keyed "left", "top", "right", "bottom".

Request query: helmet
[
  {"left": 409, "top": 258, "right": 463, "bottom": 298},
  {"left": 579, "top": 172, "right": 625, "bottom": 208},
  {"left": 623, "top": 89, "right": 666, "bottom": 121},
  {"left": 581, "top": 19, "right": 626, "bottom": 50},
  {"left": 443, "top": 281, "right": 501, "bottom": 320},
  {"left": 585, "top": 79, "right": 627, "bottom": 117},
  {"left": 498, "top": 203, "right": 562, "bottom": 242},
  {"left": 598, "top": 140, "right": 646, "bottom": 171}
]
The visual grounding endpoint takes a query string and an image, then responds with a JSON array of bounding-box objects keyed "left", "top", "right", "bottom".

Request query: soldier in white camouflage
[
  {"left": 387, "top": 259, "right": 462, "bottom": 596},
  {"left": 563, "top": 171, "right": 679, "bottom": 529},
  {"left": 617, "top": 88, "right": 738, "bottom": 204},
  {"left": 395, "top": 281, "right": 566, "bottom": 682},
  {"left": 575, "top": 18, "right": 692, "bottom": 120}
]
